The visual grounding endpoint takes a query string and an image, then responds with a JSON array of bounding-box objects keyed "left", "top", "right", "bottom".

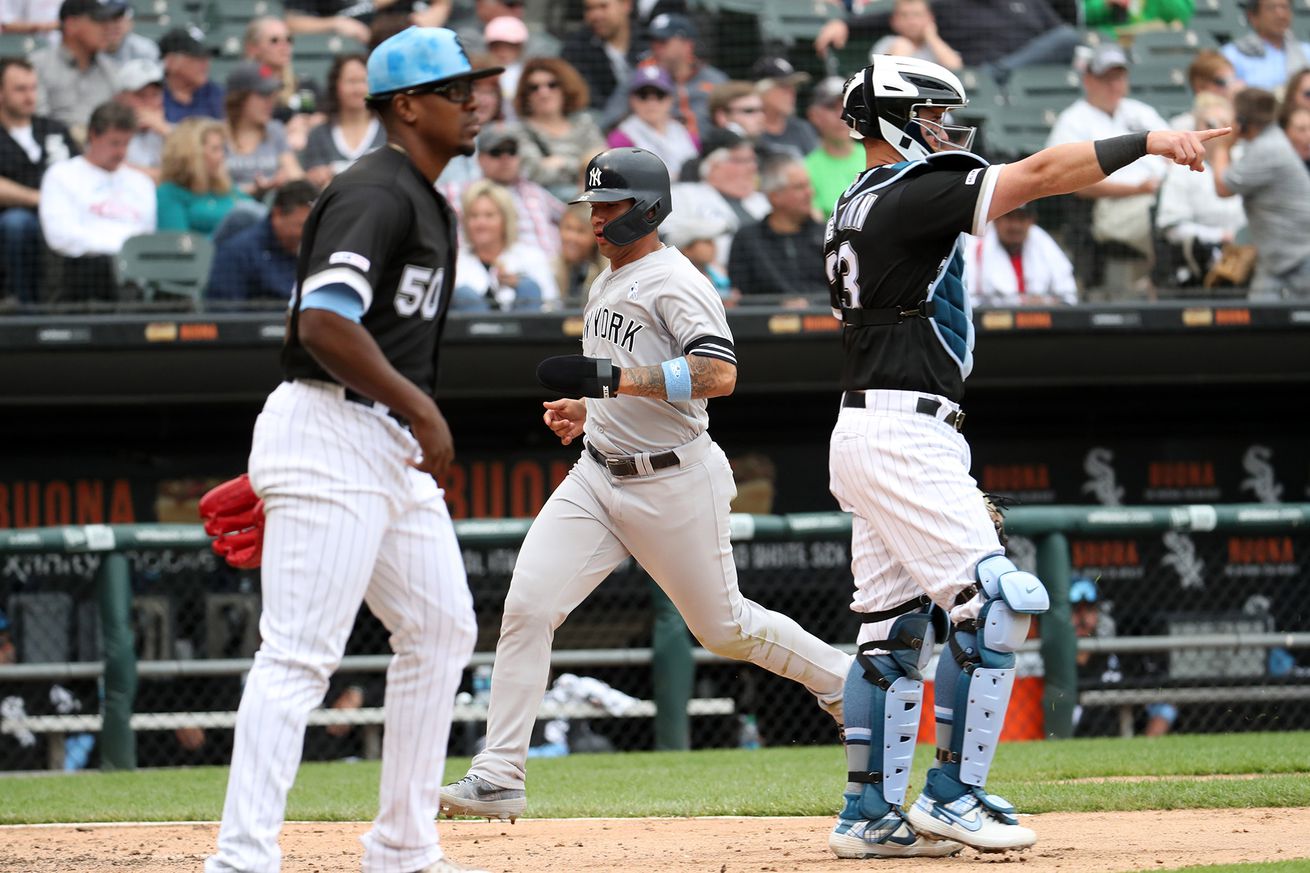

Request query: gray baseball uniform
[{"left": 467, "top": 245, "right": 852, "bottom": 790}]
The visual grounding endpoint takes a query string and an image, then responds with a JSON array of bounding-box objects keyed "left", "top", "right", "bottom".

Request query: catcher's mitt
[
  {"left": 200, "top": 474, "right": 265, "bottom": 570},
  {"left": 980, "top": 491, "right": 1015, "bottom": 548}
]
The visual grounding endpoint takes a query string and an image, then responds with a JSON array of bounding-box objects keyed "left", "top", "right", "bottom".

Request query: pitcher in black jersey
[
  {"left": 822, "top": 56, "right": 1229, "bottom": 859},
  {"left": 207, "top": 27, "right": 501, "bottom": 873}
]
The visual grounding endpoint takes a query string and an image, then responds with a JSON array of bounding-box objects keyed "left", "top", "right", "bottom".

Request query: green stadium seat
[
  {"left": 206, "top": 23, "right": 249, "bottom": 57},
  {"left": 957, "top": 67, "right": 1006, "bottom": 114},
  {"left": 1188, "top": 0, "right": 1249, "bottom": 44},
  {"left": 131, "top": 21, "right": 172, "bottom": 43},
  {"left": 292, "top": 32, "right": 367, "bottom": 59},
  {"left": 115, "top": 232, "right": 215, "bottom": 303},
  {"left": 1130, "top": 62, "right": 1194, "bottom": 118},
  {"left": 209, "top": 0, "right": 283, "bottom": 26},
  {"left": 1128, "top": 28, "right": 1219, "bottom": 63},
  {"left": 756, "top": 0, "right": 846, "bottom": 48},
  {"left": 0, "top": 32, "right": 39, "bottom": 55},
  {"left": 984, "top": 104, "right": 1058, "bottom": 158},
  {"left": 208, "top": 55, "right": 243, "bottom": 87},
  {"left": 1005, "top": 64, "right": 1082, "bottom": 114}
]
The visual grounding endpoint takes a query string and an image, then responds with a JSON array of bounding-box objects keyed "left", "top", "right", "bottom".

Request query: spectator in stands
[
  {"left": 38, "top": 101, "right": 155, "bottom": 301},
  {"left": 242, "top": 16, "right": 324, "bottom": 152},
  {"left": 1280, "top": 102, "right": 1310, "bottom": 172},
  {"left": 751, "top": 56, "right": 818, "bottom": 159},
  {"left": 103, "top": 2, "right": 159, "bottom": 65},
  {"left": 666, "top": 216, "right": 733, "bottom": 301},
  {"left": 562, "top": 0, "right": 640, "bottom": 130},
  {"left": 552, "top": 202, "right": 605, "bottom": 307},
  {"left": 708, "top": 81, "right": 766, "bottom": 145},
  {"left": 1070, "top": 577, "right": 1176, "bottom": 738},
  {"left": 435, "top": 51, "right": 504, "bottom": 188},
  {"left": 869, "top": 0, "right": 963, "bottom": 70},
  {"left": 727, "top": 156, "right": 826, "bottom": 305},
  {"left": 965, "top": 202, "right": 1078, "bottom": 305},
  {"left": 159, "top": 26, "right": 222, "bottom": 124},
  {"left": 665, "top": 126, "right": 769, "bottom": 266},
  {"left": 815, "top": 0, "right": 1080, "bottom": 85},
  {"left": 113, "top": 58, "right": 169, "bottom": 181},
  {"left": 1209, "top": 87, "right": 1310, "bottom": 298},
  {"left": 606, "top": 66, "right": 699, "bottom": 175},
  {"left": 284, "top": 0, "right": 371, "bottom": 43},
  {"left": 1082, "top": 0, "right": 1194, "bottom": 35},
  {"left": 223, "top": 62, "right": 304, "bottom": 200},
  {"left": 641, "top": 12, "right": 727, "bottom": 141},
  {"left": 804, "top": 76, "right": 863, "bottom": 221},
  {"left": 300, "top": 53, "right": 384, "bottom": 190},
  {"left": 156, "top": 117, "right": 248, "bottom": 237},
  {"left": 1283, "top": 66, "right": 1310, "bottom": 112},
  {"left": 455, "top": 0, "right": 558, "bottom": 57},
  {"left": 206, "top": 178, "right": 315, "bottom": 302},
  {"left": 452, "top": 179, "right": 557, "bottom": 311},
  {"left": 441, "top": 122, "right": 565, "bottom": 258},
  {"left": 29, "top": 0, "right": 124, "bottom": 141},
  {"left": 0, "top": 0, "right": 60, "bottom": 37},
  {"left": 1155, "top": 93, "right": 1247, "bottom": 287},
  {"left": 1222, "top": 0, "right": 1310, "bottom": 90},
  {"left": 0, "top": 56, "right": 78, "bottom": 306},
  {"left": 483, "top": 16, "right": 526, "bottom": 121},
  {"left": 513, "top": 59, "right": 604, "bottom": 202},
  {"left": 1171, "top": 50, "right": 1242, "bottom": 129},
  {"left": 1046, "top": 43, "right": 1169, "bottom": 293}
]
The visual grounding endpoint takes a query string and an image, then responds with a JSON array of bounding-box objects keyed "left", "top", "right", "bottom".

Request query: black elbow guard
[{"left": 536, "top": 355, "right": 623, "bottom": 398}]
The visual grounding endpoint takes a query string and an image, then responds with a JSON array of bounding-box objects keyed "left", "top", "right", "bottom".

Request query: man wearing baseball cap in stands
[
  {"left": 159, "top": 25, "right": 223, "bottom": 123},
  {"left": 28, "top": 0, "right": 125, "bottom": 140},
  {"left": 113, "top": 57, "right": 169, "bottom": 179},
  {"left": 606, "top": 65, "right": 699, "bottom": 174},
  {"left": 483, "top": 15, "right": 527, "bottom": 120},
  {"left": 751, "top": 55, "right": 817, "bottom": 159},
  {"left": 639, "top": 12, "right": 725, "bottom": 141}
]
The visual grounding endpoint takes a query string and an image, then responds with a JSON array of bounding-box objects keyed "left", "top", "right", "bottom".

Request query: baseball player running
[
  {"left": 822, "top": 56, "right": 1228, "bottom": 859},
  {"left": 439, "top": 147, "right": 853, "bottom": 821},
  {"left": 205, "top": 28, "right": 500, "bottom": 873}
]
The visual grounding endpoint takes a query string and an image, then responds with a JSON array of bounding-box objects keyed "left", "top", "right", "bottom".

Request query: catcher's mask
[{"left": 841, "top": 55, "right": 975, "bottom": 161}]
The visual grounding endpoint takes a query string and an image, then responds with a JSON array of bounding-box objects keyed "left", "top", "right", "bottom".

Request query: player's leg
[
  {"left": 358, "top": 469, "right": 479, "bottom": 873},
  {"left": 442, "top": 460, "right": 629, "bottom": 815},
  {"left": 625, "top": 440, "right": 851, "bottom": 721},
  {"left": 206, "top": 388, "right": 391, "bottom": 873}
]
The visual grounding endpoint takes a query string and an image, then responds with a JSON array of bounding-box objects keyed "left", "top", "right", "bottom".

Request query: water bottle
[
  {"left": 472, "top": 665, "right": 493, "bottom": 707},
  {"left": 737, "top": 714, "right": 761, "bottom": 750}
]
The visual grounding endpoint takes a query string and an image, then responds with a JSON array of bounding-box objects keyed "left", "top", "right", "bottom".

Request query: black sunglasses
[
  {"left": 632, "top": 87, "right": 668, "bottom": 101},
  {"left": 486, "top": 143, "right": 519, "bottom": 157},
  {"left": 403, "top": 77, "right": 475, "bottom": 103},
  {"left": 527, "top": 79, "right": 560, "bottom": 94}
]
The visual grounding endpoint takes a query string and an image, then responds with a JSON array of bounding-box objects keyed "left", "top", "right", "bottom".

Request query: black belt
[
  {"left": 343, "top": 387, "right": 410, "bottom": 429},
  {"left": 586, "top": 442, "right": 680, "bottom": 478},
  {"left": 842, "top": 392, "right": 966, "bottom": 432},
  {"left": 841, "top": 299, "right": 936, "bottom": 327}
]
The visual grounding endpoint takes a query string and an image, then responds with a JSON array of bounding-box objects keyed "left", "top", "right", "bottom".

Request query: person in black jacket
[
  {"left": 727, "top": 154, "right": 827, "bottom": 304},
  {"left": 561, "top": 0, "right": 644, "bottom": 129}
]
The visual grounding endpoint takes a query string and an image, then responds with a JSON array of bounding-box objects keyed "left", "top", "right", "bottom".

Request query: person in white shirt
[
  {"left": 1046, "top": 43, "right": 1169, "bottom": 294},
  {"left": 965, "top": 202, "right": 1077, "bottom": 306},
  {"left": 452, "top": 179, "right": 558, "bottom": 311},
  {"left": 606, "top": 65, "right": 699, "bottom": 175},
  {"left": 664, "top": 127, "right": 769, "bottom": 265},
  {"left": 38, "top": 100, "right": 156, "bottom": 301}
]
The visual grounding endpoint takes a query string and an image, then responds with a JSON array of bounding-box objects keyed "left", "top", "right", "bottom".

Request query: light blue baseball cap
[
  {"left": 1069, "top": 577, "right": 1099, "bottom": 604},
  {"left": 367, "top": 26, "right": 502, "bottom": 101}
]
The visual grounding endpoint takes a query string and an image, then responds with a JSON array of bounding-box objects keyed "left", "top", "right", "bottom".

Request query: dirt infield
[{"left": 3, "top": 808, "right": 1309, "bottom": 872}]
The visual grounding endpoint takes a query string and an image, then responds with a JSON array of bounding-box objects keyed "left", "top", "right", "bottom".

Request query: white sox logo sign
[{"left": 589, "top": 166, "right": 602, "bottom": 187}]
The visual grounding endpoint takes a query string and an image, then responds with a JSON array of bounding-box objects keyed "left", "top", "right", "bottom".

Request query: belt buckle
[
  {"left": 952, "top": 411, "right": 966, "bottom": 432},
  {"left": 605, "top": 457, "right": 632, "bottom": 477}
]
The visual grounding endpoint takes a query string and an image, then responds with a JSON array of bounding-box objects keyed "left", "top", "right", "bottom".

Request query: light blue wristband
[{"left": 661, "top": 356, "right": 692, "bottom": 402}]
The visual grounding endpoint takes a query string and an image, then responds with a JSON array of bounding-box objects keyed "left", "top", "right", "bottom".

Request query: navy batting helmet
[
  {"left": 841, "top": 56, "right": 975, "bottom": 161},
  {"left": 570, "top": 148, "right": 672, "bottom": 247}
]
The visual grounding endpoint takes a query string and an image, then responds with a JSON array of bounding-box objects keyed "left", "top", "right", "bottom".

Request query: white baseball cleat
[
  {"left": 906, "top": 787, "right": 1036, "bottom": 852},
  {"left": 829, "top": 809, "right": 965, "bottom": 859},
  {"left": 439, "top": 774, "right": 526, "bottom": 822}
]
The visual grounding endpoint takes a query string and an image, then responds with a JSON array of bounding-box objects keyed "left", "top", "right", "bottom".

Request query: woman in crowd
[
  {"left": 453, "top": 180, "right": 558, "bottom": 311},
  {"left": 224, "top": 62, "right": 304, "bottom": 200},
  {"left": 1171, "top": 50, "right": 1242, "bottom": 129},
  {"left": 552, "top": 203, "right": 606, "bottom": 307},
  {"left": 512, "top": 57, "right": 605, "bottom": 200},
  {"left": 1282, "top": 67, "right": 1310, "bottom": 114},
  {"left": 300, "top": 54, "right": 385, "bottom": 189},
  {"left": 1280, "top": 101, "right": 1310, "bottom": 174},
  {"left": 243, "top": 16, "right": 324, "bottom": 151},
  {"left": 606, "top": 66, "right": 699, "bottom": 176},
  {"left": 156, "top": 118, "right": 250, "bottom": 236}
]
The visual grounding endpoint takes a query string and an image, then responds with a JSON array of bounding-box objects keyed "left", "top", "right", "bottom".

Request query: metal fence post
[
  {"left": 650, "top": 579, "right": 693, "bottom": 751},
  {"left": 96, "top": 552, "right": 137, "bottom": 770},
  {"left": 1037, "top": 531, "right": 1075, "bottom": 739}
]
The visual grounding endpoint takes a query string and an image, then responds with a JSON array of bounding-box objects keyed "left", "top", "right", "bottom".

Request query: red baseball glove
[{"left": 199, "top": 474, "right": 265, "bottom": 570}]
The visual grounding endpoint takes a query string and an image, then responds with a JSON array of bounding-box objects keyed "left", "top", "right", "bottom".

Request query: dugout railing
[{"left": 2, "top": 504, "right": 1309, "bottom": 770}]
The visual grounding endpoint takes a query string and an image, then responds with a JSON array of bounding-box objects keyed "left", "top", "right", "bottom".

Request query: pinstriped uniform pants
[{"left": 206, "top": 380, "right": 476, "bottom": 873}]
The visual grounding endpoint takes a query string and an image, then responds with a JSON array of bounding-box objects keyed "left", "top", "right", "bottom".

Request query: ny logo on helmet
[{"left": 589, "top": 166, "right": 602, "bottom": 187}]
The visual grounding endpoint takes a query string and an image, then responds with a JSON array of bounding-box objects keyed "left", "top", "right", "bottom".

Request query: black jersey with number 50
[
  {"left": 282, "top": 145, "right": 458, "bottom": 395},
  {"left": 824, "top": 150, "right": 1001, "bottom": 402}
]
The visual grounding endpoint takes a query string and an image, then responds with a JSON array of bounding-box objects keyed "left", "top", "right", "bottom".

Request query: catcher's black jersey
[
  {"left": 282, "top": 144, "right": 457, "bottom": 394},
  {"left": 824, "top": 151, "right": 1001, "bottom": 402}
]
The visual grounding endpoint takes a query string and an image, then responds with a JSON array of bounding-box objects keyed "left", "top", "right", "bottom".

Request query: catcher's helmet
[
  {"left": 841, "top": 55, "right": 975, "bottom": 161},
  {"left": 570, "top": 147, "right": 672, "bottom": 247}
]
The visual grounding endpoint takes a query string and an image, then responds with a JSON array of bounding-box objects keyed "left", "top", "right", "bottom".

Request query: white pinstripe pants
[
  {"left": 828, "top": 390, "right": 1002, "bottom": 649},
  {"left": 206, "top": 381, "right": 476, "bottom": 873}
]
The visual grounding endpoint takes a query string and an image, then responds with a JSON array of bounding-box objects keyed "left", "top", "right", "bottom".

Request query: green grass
[
  {"left": 1154, "top": 864, "right": 1310, "bottom": 873},
  {"left": 1, "top": 732, "right": 1308, "bottom": 825}
]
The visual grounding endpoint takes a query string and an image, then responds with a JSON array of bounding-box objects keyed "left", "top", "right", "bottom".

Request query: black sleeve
[
  {"left": 890, "top": 167, "right": 996, "bottom": 241},
  {"left": 298, "top": 182, "right": 411, "bottom": 311}
]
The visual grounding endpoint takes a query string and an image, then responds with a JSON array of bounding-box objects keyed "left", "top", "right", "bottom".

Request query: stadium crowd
[{"left": 2, "top": 0, "right": 1310, "bottom": 311}]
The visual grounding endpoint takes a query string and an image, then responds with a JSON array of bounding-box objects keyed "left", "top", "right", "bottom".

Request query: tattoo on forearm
[
  {"left": 619, "top": 355, "right": 733, "bottom": 399},
  {"left": 687, "top": 354, "right": 723, "bottom": 396},
  {"left": 620, "top": 364, "right": 666, "bottom": 398}
]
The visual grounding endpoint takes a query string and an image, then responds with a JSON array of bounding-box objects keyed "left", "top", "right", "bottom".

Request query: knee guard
[
  {"left": 941, "top": 555, "right": 1049, "bottom": 788},
  {"left": 849, "top": 601, "right": 948, "bottom": 807}
]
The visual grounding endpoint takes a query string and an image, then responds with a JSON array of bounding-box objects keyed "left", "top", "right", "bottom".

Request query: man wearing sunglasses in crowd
[{"left": 205, "top": 27, "right": 499, "bottom": 873}]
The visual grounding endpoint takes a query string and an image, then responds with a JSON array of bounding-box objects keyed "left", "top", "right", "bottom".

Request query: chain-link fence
[{"left": 3, "top": 509, "right": 1308, "bottom": 770}]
